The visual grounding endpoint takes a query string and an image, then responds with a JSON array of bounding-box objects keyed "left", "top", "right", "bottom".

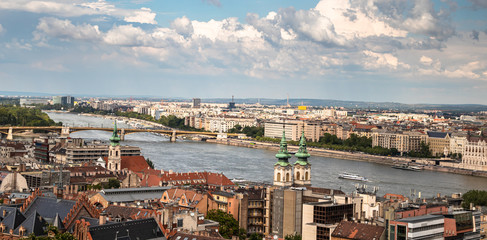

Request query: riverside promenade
[{"left": 207, "top": 138, "right": 487, "bottom": 178}]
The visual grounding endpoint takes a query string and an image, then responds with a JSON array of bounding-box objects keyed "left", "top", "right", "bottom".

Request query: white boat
[{"left": 338, "top": 172, "right": 368, "bottom": 182}]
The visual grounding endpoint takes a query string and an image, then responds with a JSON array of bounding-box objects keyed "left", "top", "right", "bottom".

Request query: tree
[
  {"left": 106, "top": 178, "right": 120, "bottom": 189},
  {"left": 249, "top": 233, "right": 263, "bottom": 240},
  {"left": 462, "top": 190, "right": 487, "bottom": 209},
  {"left": 146, "top": 158, "right": 155, "bottom": 169},
  {"left": 285, "top": 233, "right": 302, "bottom": 240},
  {"left": 26, "top": 225, "right": 76, "bottom": 240},
  {"left": 206, "top": 209, "right": 246, "bottom": 239}
]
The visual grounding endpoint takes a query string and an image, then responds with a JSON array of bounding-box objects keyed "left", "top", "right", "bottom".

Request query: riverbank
[
  {"left": 207, "top": 138, "right": 487, "bottom": 178},
  {"left": 43, "top": 111, "right": 487, "bottom": 178}
]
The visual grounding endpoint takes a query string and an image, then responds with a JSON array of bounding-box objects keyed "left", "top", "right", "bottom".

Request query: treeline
[
  {"left": 256, "top": 133, "right": 396, "bottom": 157},
  {"left": 462, "top": 190, "right": 487, "bottom": 209},
  {"left": 255, "top": 133, "right": 437, "bottom": 158},
  {"left": 228, "top": 124, "right": 264, "bottom": 138},
  {"left": 0, "top": 98, "right": 19, "bottom": 105},
  {"left": 0, "top": 106, "right": 60, "bottom": 126},
  {"left": 71, "top": 106, "right": 199, "bottom": 131}
]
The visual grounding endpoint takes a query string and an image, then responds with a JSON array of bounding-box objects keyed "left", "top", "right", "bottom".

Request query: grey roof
[
  {"left": 0, "top": 206, "right": 17, "bottom": 221},
  {"left": 398, "top": 214, "right": 444, "bottom": 223},
  {"left": 1, "top": 208, "right": 26, "bottom": 231},
  {"left": 9, "top": 193, "right": 31, "bottom": 199},
  {"left": 80, "top": 217, "right": 102, "bottom": 227},
  {"left": 23, "top": 197, "right": 76, "bottom": 223},
  {"left": 89, "top": 218, "right": 166, "bottom": 240},
  {"left": 53, "top": 213, "right": 65, "bottom": 230},
  {"left": 13, "top": 210, "right": 47, "bottom": 236},
  {"left": 99, "top": 187, "right": 170, "bottom": 203},
  {"left": 212, "top": 191, "right": 235, "bottom": 198},
  {"left": 427, "top": 131, "right": 451, "bottom": 138}
]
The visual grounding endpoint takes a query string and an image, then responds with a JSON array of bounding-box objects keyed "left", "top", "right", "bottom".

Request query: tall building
[
  {"left": 192, "top": 98, "right": 201, "bottom": 108},
  {"left": 274, "top": 130, "right": 293, "bottom": 187},
  {"left": 52, "top": 96, "right": 75, "bottom": 106},
  {"left": 302, "top": 198, "right": 354, "bottom": 240},
  {"left": 107, "top": 123, "right": 121, "bottom": 172},
  {"left": 294, "top": 131, "right": 311, "bottom": 187}
]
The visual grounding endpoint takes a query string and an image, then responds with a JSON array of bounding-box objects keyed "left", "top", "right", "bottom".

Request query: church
[{"left": 273, "top": 130, "right": 311, "bottom": 187}]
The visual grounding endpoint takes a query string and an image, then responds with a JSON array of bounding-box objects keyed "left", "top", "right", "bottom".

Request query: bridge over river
[{"left": 0, "top": 126, "right": 239, "bottom": 142}]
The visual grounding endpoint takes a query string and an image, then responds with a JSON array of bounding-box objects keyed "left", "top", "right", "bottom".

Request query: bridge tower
[
  {"left": 120, "top": 128, "right": 125, "bottom": 141},
  {"left": 6, "top": 127, "right": 13, "bottom": 140},
  {"left": 170, "top": 130, "right": 176, "bottom": 142},
  {"left": 107, "top": 122, "right": 121, "bottom": 172},
  {"left": 273, "top": 130, "right": 293, "bottom": 187},
  {"left": 294, "top": 131, "right": 311, "bottom": 187},
  {"left": 61, "top": 126, "right": 70, "bottom": 138}
]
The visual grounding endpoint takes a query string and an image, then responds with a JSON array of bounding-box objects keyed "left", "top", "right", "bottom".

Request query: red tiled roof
[
  {"left": 332, "top": 221, "right": 384, "bottom": 240},
  {"left": 103, "top": 156, "right": 150, "bottom": 172}
]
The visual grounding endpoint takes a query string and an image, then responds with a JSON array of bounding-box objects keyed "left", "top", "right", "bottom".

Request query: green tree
[
  {"left": 26, "top": 225, "right": 76, "bottom": 240},
  {"left": 206, "top": 209, "right": 246, "bottom": 239},
  {"left": 249, "top": 233, "right": 263, "bottom": 240},
  {"left": 146, "top": 158, "right": 155, "bottom": 169},
  {"left": 462, "top": 190, "right": 487, "bottom": 209},
  {"left": 285, "top": 233, "right": 302, "bottom": 240},
  {"left": 106, "top": 178, "right": 120, "bottom": 189},
  {"left": 228, "top": 124, "right": 242, "bottom": 133}
]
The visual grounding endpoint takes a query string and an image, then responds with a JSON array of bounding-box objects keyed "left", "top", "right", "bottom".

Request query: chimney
[{"left": 99, "top": 212, "right": 107, "bottom": 225}]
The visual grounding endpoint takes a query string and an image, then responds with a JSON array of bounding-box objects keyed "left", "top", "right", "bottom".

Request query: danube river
[{"left": 47, "top": 112, "right": 487, "bottom": 198}]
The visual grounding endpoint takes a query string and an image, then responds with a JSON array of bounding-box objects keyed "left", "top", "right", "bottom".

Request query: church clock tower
[
  {"left": 294, "top": 131, "right": 311, "bottom": 186},
  {"left": 107, "top": 122, "right": 122, "bottom": 172},
  {"left": 274, "top": 130, "right": 293, "bottom": 187}
]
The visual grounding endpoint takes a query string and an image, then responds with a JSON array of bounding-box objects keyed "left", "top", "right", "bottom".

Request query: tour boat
[{"left": 338, "top": 172, "right": 369, "bottom": 182}]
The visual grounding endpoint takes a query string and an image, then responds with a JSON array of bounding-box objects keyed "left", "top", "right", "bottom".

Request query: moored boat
[{"left": 392, "top": 163, "right": 422, "bottom": 171}]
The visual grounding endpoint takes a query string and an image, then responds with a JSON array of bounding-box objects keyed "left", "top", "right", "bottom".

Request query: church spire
[
  {"left": 275, "top": 129, "right": 291, "bottom": 166},
  {"left": 294, "top": 131, "right": 310, "bottom": 165},
  {"left": 109, "top": 122, "right": 121, "bottom": 147}
]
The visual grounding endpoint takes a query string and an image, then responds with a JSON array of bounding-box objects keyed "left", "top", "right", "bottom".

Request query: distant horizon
[
  {"left": 0, "top": 0, "right": 486, "bottom": 105},
  {"left": 2, "top": 90, "right": 487, "bottom": 108}
]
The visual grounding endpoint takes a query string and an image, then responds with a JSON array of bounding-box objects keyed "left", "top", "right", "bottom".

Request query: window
[{"left": 177, "top": 219, "right": 183, "bottom": 228}]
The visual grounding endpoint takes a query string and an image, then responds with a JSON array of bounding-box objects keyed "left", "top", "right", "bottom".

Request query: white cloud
[
  {"left": 420, "top": 56, "right": 433, "bottom": 65},
  {"left": 5, "top": 39, "right": 32, "bottom": 50},
  {"left": 314, "top": 0, "right": 407, "bottom": 40},
  {"left": 34, "top": 17, "right": 102, "bottom": 41},
  {"left": 0, "top": 24, "right": 3, "bottom": 34},
  {"left": 0, "top": 0, "right": 158, "bottom": 24},
  {"left": 363, "top": 50, "right": 403, "bottom": 69},
  {"left": 123, "top": 7, "right": 157, "bottom": 24},
  {"left": 401, "top": 0, "right": 454, "bottom": 41},
  {"left": 104, "top": 25, "right": 148, "bottom": 46},
  {"left": 171, "top": 16, "right": 194, "bottom": 37}
]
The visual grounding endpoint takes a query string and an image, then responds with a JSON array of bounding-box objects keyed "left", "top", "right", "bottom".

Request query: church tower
[
  {"left": 274, "top": 130, "right": 293, "bottom": 187},
  {"left": 107, "top": 122, "right": 121, "bottom": 172},
  {"left": 294, "top": 131, "right": 311, "bottom": 186}
]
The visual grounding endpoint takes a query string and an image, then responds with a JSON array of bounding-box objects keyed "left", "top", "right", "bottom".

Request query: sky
[{"left": 0, "top": 0, "right": 486, "bottom": 104}]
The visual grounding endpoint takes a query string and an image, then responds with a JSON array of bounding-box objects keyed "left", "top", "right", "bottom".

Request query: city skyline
[{"left": 0, "top": 0, "right": 487, "bottom": 104}]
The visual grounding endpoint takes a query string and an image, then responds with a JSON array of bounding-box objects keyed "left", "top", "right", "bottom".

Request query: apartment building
[
  {"left": 302, "top": 200, "right": 354, "bottom": 240},
  {"left": 64, "top": 145, "right": 141, "bottom": 162},
  {"left": 264, "top": 121, "right": 322, "bottom": 142},
  {"left": 389, "top": 214, "right": 444, "bottom": 240},
  {"left": 427, "top": 131, "right": 451, "bottom": 157},
  {"left": 372, "top": 131, "right": 427, "bottom": 154}
]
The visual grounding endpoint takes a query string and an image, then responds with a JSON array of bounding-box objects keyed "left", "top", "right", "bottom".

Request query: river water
[{"left": 47, "top": 112, "right": 487, "bottom": 198}]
